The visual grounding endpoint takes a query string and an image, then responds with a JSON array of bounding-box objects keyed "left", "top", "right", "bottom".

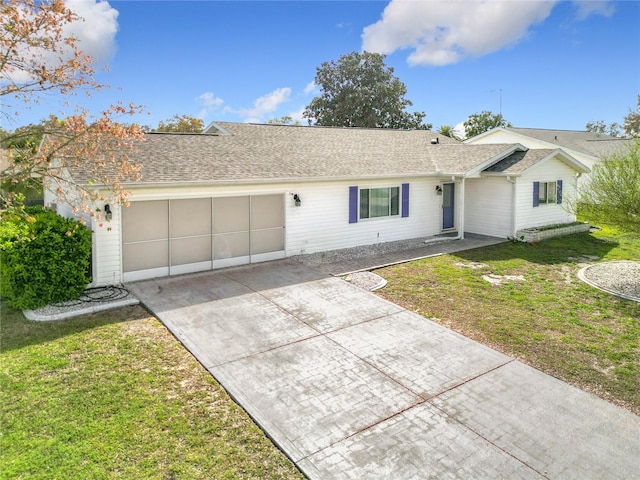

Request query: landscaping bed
[{"left": 516, "top": 221, "right": 590, "bottom": 243}]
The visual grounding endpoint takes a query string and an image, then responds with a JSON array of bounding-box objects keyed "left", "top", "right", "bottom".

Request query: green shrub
[{"left": 0, "top": 206, "right": 92, "bottom": 309}]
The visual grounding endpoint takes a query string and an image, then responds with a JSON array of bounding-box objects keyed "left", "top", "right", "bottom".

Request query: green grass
[
  {"left": 375, "top": 226, "right": 640, "bottom": 414},
  {"left": 1, "top": 304, "right": 303, "bottom": 480}
]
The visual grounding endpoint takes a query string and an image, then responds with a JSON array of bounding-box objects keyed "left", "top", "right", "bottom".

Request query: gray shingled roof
[
  {"left": 483, "top": 149, "right": 557, "bottom": 174},
  {"left": 67, "top": 122, "right": 571, "bottom": 186},
  {"left": 505, "top": 127, "right": 631, "bottom": 158}
]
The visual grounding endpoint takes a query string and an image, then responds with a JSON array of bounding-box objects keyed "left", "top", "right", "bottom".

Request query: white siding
[
  {"left": 92, "top": 207, "right": 123, "bottom": 286},
  {"left": 92, "top": 178, "right": 442, "bottom": 285},
  {"left": 287, "top": 178, "right": 441, "bottom": 255},
  {"left": 514, "top": 160, "right": 578, "bottom": 231},
  {"left": 464, "top": 177, "right": 513, "bottom": 238}
]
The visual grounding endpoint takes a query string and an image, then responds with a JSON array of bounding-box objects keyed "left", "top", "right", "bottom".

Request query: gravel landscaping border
[
  {"left": 23, "top": 286, "right": 140, "bottom": 321},
  {"left": 578, "top": 261, "right": 640, "bottom": 302}
]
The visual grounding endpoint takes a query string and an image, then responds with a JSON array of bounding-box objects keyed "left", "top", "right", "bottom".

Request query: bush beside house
[{"left": 0, "top": 206, "right": 92, "bottom": 309}]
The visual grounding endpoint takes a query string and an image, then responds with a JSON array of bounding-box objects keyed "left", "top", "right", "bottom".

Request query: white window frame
[
  {"left": 359, "top": 186, "right": 400, "bottom": 220},
  {"left": 538, "top": 181, "right": 557, "bottom": 205}
]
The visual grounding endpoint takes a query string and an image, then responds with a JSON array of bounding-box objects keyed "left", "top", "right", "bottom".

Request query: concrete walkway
[
  {"left": 295, "top": 233, "right": 507, "bottom": 275},
  {"left": 128, "top": 260, "right": 639, "bottom": 479}
]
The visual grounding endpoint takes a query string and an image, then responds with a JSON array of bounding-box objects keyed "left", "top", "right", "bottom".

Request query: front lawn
[
  {"left": 375, "top": 226, "right": 640, "bottom": 414},
  {"left": 0, "top": 304, "right": 303, "bottom": 480}
]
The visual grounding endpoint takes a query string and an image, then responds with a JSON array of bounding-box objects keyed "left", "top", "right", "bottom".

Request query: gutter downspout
[
  {"left": 458, "top": 176, "right": 465, "bottom": 240},
  {"left": 507, "top": 176, "right": 517, "bottom": 238}
]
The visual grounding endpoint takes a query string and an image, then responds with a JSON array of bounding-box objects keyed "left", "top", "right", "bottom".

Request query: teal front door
[{"left": 442, "top": 183, "right": 455, "bottom": 229}]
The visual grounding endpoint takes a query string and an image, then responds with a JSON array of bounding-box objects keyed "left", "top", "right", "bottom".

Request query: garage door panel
[
  {"left": 171, "top": 236, "right": 212, "bottom": 266},
  {"left": 123, "top": 240, "right": 169, "bottom": 272},
  {"left": 214, "top": 196, "right": 249, "bottom": 233},
  {"left": 171, "top": 198, "right": 212, "bottom": 238},
  {"left": 123, "top": 201, "right": 168, "bottom": 243},
  {"left": 251, "top": 194, "right": 284, "bottom": 230},
  {"left": 251, "top": 228, "right": 285, "bottom": 255},
  {"left": 214, "top": 231, "right": 250, "bottom": 260}
]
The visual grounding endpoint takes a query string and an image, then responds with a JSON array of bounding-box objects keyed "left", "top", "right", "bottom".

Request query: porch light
[
  {"left": 104, "top": 204, "right": 113, "bottom": 221},
  {"left": 435, "top": 185, "right": 443, "bottom": 195},
  {"left": 293, "top": 194, "right": 301, "bottom": 207}
]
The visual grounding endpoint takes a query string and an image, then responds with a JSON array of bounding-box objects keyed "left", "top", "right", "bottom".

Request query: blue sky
[{"left": 9, "top": 0, "right": 640, "bottom": 135}]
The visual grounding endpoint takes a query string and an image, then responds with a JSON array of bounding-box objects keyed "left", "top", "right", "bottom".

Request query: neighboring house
[
  {"left": 465, "top": 127, "right": 630, "bottom": 177},
  {"left": 45, "top": 122, "right": 589, "bottom": 285}
]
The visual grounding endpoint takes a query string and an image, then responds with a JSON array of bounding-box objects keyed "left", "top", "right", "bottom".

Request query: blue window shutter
[
  {"left": 401, "top": 183, "right": 409, "bottom": 217},
  {"left": 533, "top": 182, "right": 540, "bottom": 207},
  {"left": 557, "top": 180, "right": 563, "bottom": 204},
  {"left": 349, "top": 186, "right": 358, "bottom": 223}
]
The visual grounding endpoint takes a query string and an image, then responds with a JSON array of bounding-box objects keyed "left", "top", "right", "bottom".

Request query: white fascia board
[
  {"left": 202, "top": 121, "right": 232, "bottom": 135},
  {"left": 462, "top": 127, "right": 509, "bottom": 144},
  {"left": 517, "top": 149, "right": 591, "bottom": 176}
]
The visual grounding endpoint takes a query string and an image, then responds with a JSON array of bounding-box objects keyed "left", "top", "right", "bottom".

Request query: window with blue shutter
[
  {"left": 401, "top": 183, "right": 409, "bottom": 217},
  {"left": 533, "top": 182, "right": 540, "bottom": 207},
  {"left": 349, "top": 186, "right": 358, "bottom": 223},
  {"left": 557, "top": 180, "right": 563, "bottom": 204}
]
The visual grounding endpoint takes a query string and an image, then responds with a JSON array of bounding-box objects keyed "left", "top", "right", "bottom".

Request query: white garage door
[{"left": 122, "top": 194, "right": 285, "bottom": 282}]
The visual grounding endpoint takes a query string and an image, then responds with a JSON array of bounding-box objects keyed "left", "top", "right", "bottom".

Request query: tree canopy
[
  {"left": 1, "top": 0, "right": 144, "bottom": 219},
  {"left": 303, "top": 51, "right": 431, "bottom": 130},
  {"left": 585, "top": 95, "right": 639, "bottom": 138},
  {"left": 623, "top": 95, "right": 640, "bottom": 138},
  {"left": 578, "top": 138, "right": 640, "bottom": 233},
  {"left": 463, "top": 111, "right": 511, "bottom": 139},
  {"left": 267, "top": 116, "right": 301, "bottom": 126},
  {"left": 153, "top": 114, "right": 204, "bottom": 133}
]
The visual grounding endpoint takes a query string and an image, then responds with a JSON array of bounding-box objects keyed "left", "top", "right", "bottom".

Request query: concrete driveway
[{"left": 127, "top": 260, "right": 639, "bottom": 479}]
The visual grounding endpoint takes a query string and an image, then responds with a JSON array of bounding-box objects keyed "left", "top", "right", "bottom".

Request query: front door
[{"left": 442, "top": 183, "right": 455, "bottom": 230}]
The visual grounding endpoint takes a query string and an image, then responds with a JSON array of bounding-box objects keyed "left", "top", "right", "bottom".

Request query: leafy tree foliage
[
  {"left": 623, "top": 95, "right": 640, "bottom": 138},
  {"left": 1, "top": 0, "right": 145, "bottom": 218},
  {"left": 463, "top": 111, "right": 511, "bottom": 139},
  {"left": 585, "top": 120, "right": 622, "bottom": 137},
  {"left": 0, "top": 205, "right": 92, "bottom": 309},
  {"left": 437, "top": 125, "right": 461, "bottom": 141},
  {"left": 585, "top": 95, "right": 639, "bottom": 138},
  {"left": 267, "top": 116, "right": 301, "bottom": 126},
  {"left": 303, "top": 51, "right": 431, "bottom": 130},
  {"left": 578, "top": 138, "right": 640, "bottom": 233},
  {"left": 154, "top": 114, "right": 204, "bottom": 133}
]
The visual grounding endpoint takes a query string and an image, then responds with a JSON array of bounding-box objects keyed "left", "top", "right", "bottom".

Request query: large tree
[
  {"left": 463, "top": 111, "right": 511, "bottom": 139},
  {"left": 585, "top": 120, "right": 622, "bottom": 137},
  {"left": 153, "top": 114, "right": 204, "bottom": 133},
  {"left": 303, "top": 51, "right": 431, "bottom": 130},
  {"left": 578, "top": 138, "right": 640, "bottom": 233},
  {"left": 1, "top": 0, "right": 144, "bottom": 219},
  {"left": 585, "top": 95, "right": 639, "bottom": 138},
  {"left": 623, "top": 95, "right": 640, "bottom": 138}
]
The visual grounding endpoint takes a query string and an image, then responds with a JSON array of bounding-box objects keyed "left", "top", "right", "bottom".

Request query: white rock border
[{"left": 577, "top": 261, "right": 640, "bottom": 303}]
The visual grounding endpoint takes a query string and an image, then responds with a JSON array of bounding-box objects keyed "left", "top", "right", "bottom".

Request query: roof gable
[
  {"left": 467, "top": 126, "right": 631, "bottom": 159},
  {"left": 482, "top": 148, "right": 590, "bottom": 175}
]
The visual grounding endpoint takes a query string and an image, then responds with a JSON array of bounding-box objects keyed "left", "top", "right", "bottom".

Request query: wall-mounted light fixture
[
  {"left": 435, "top": 185, "right": 443, "bottom": 195},
  {"left": 293, "top": 194, "right": 301, "bottom": 207},
  {"left": 104, "top": 204, "right": 113, "bottom": 221}
]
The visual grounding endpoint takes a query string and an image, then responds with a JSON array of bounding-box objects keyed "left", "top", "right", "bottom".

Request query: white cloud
[
  {"left": 288, "top": 107, "right": 307, "bottom": 124},
  {"left": 64, "top": 0, "right": 119, "bottom": 62},
  {"left": 572, "top": 0, "right": 615, "bottom": 20},
  {"left": 304, "top": 81, "right": 317, "bottom": 95},
  {"left": 196, "top": 92, "right": 225, "bottom": 119},
  {"left": 235, "top": 87, "right": 292, "bottom": 122},
  {"left": 362, "top": 0, "right": 556, "bottom": 66},
  {"left": 4, "top": 0, "right": 119, "bottom": 83}
]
